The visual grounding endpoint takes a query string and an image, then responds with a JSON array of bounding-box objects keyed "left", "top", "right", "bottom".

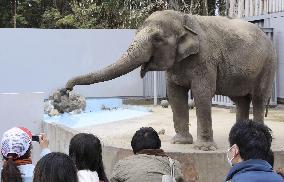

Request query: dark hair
[
  {"left": 1, "top": 145, "right": 32, "bottom": 182},
  {"left": 69, "top": 133, "right": 108, "bottom": 182},
  {"left": 265, "top": 149, "right": 274, "bottom": 167},
  {"left": 131, "top": 127, "right": 161, "bottom": 154},
  {"left": 33, "top": 152, "right": 78, "bottom": 182},
  {"left": 229, "top": 120, "right": 272, "bottom": 161}
]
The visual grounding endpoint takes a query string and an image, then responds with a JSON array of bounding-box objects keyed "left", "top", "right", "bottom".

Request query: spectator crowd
[{"left": 1, "top": 120, "right": 284, "bottom": 182}]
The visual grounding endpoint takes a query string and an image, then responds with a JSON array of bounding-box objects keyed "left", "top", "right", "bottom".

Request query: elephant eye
[{"left": 153, "top": 34, "right": 164, "bottom": 43}]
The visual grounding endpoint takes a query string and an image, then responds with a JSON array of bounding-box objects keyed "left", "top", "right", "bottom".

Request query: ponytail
[{"left": 1, "top": 156, "right": 23, "bottom": 182}]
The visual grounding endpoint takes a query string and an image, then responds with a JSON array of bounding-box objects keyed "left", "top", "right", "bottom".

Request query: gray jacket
[{"left": 110, "top": 154, "right": 184, "bottom": 182}]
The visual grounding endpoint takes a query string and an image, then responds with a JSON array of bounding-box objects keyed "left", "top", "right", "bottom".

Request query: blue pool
[{"left": 44, "top": 98, "right": 151, "bottom": 128}]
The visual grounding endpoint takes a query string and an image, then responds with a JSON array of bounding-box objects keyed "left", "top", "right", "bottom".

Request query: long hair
[
  {"left": 69, "top": 133, "right": 108, "bottom": 182},
  {"left": 1, "top": 145, "right": 32, "bottom": 182},
  {"left": 1, "top": 154, "right": 22, "bottom": 182},
  {"left": 33, "top": 152, "right": 78, "bottom": 182}
]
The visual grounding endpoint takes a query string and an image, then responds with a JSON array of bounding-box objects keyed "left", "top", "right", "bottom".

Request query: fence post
[{"left": 154, "top": 71, "right": 157, "bottom": 105}]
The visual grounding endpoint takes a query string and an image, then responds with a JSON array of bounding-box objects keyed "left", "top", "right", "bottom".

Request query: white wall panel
[{"left": 0, "top": 29, "right": 143, "bottom": 98}]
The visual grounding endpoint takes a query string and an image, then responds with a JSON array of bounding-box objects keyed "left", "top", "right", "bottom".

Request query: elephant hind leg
[
  {"left": 230, "top": 95, "right": 252, "bottom": 122},
  {"left": 252, "top": 96, "right": 269, "bottom": 123},
  {"left": 252, "top": 66, "right": 275, "bottom": 123}
]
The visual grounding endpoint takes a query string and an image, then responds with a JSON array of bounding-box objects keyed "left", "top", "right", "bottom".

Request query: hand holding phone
[{"left": 39, "top": 133, "right": 49, "bottom": 149}]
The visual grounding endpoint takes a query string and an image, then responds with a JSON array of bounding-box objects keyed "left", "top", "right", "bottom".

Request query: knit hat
[{"left": 1, "top": 127, "right": 32, "bottom": 158}]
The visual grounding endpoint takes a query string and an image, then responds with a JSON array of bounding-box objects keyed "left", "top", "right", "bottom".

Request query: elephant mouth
[
  {"left": 140, "top": 55, "right": 154, "bottom": 78},
  {"left": 140, "top": 56, "right": 170, "bottom": 78},
  {"left": 140, "top": 62, "right": 149, "bottom": 78}
]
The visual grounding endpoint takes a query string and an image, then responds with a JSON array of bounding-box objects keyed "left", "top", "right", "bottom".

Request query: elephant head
[{"left": 65, "top": 10, "right": 200, "bottom": 90}]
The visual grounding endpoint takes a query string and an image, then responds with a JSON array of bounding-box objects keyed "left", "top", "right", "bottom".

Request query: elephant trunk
[{"left": 65, "top": 30, "right": 153, "bottom": 90}]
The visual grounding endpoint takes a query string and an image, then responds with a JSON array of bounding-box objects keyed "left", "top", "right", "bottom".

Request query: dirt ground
[{"left": 77, "top": 105, "right": 284, "bottom": 153}]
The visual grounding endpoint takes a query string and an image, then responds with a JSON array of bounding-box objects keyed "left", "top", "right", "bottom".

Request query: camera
[{"left": 32, "top": 135, "right": 41, "bottom": 142}]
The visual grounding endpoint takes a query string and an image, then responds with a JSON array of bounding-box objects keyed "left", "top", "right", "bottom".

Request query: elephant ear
[{"left": 176, "top": 15, "right": 200, "bottom": 62}]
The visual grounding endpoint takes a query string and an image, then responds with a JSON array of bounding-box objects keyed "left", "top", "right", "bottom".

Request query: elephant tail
[{"left": 265, "top": 98, "right": 270, "bottom": 117}]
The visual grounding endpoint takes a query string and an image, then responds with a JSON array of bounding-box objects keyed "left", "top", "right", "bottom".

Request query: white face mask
[{"left": 227, "top": 145, "right": 237, "bottom": 167}]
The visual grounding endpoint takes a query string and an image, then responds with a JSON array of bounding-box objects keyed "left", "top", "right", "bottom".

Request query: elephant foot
[
  {"left": 194, "top": 141, "right": 217, "bottom": 151},
  {"left": 171, "top": 133, "right": 193, "bottom": 144}
]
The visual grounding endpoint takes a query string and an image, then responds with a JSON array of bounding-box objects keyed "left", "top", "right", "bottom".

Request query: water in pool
[{"left": 44, "top": 98, "right": 151, "bottom": 128}]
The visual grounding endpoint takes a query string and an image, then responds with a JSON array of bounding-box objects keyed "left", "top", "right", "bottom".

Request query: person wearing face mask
[{"left": 225, "top": 120, "right": 284, "bottom": 182}]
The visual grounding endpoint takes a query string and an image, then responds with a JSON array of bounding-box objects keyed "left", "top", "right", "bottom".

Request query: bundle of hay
[{"left": 44, "top": 90, "right": 86, "bottom": 116}]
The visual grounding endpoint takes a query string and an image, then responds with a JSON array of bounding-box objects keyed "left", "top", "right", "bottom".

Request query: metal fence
[
  {"left": 143, "top": 71, "right": 166, "bottom": 98},
  {"left": 229, "top": 0, "right": 284, "bottom": 18},
  {"left": 143, "top": 28, "right": 277, "bottom": 106}
]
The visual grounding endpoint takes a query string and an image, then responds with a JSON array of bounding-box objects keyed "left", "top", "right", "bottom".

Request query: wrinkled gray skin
[{"left": 65, "top": 10, "right": 277, "bottom": 151}]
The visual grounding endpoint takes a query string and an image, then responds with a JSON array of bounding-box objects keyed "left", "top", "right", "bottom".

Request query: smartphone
[{"left": 32, "top": 135, "right": 40, "bottom": 142}]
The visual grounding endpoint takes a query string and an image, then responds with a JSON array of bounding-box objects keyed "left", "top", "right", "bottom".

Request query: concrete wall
[
  {"left": 43, "top": 121, "right": 284, "bottom": 182},
  {"left": 0, "top": 29, "right": 143, "bottom": 98},
  {"left": 0, "top": 92, "right": 44, "bottom": 162}
]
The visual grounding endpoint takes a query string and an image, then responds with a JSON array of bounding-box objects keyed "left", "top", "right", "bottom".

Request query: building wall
[{"left": 0, "top": 29, "right": 143, "bottom": 98}]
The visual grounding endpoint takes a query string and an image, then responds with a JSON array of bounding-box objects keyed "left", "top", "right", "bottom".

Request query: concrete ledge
[{"left": 43, "top": 122, "right": 284, "bottom": 182}]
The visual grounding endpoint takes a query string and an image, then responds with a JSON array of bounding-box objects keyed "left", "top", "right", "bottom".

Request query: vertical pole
[
  {"left": 264, "top": 0, "right": 268, "bottom": 14},
  {"left": 14, "top": 0, "right": 17, "bottom": 28},
  {"left": 267, "top": 0, "right": 272, "bottom": 14},
  {"left": 259, "top": 0, "right": 263, "bottom": 15},
  {"left": 249, "top": 0, "right": 254, "bottom": 16},
  {"left": 255, "top": 0, "right": 258, "bottom": 15},
  {"left": 154, "top": 71, "right": 157, "bottom": 105},
  {"left": 245, "top": 0, "right": 250, "bottom": 16},
  {"left": 238, "top": 0, "right": 245, "bottom": 17},
  {"left": 226, "top": 0, "right": 229, "bottom": 16},
  {"left": 228, "top": 0, "right": 235, "bottom": 17}
]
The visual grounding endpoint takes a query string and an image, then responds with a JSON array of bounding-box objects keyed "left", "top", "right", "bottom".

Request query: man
[
  {"left": 225, "top": 120, "right": 284, "bottom": 182},
  {"left": 111, "top": 127, "right": 184, "bottom": 182}
]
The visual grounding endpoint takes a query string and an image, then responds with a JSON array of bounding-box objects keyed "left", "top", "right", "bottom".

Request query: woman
[
  {"left": 1, "top": 127, "right": 50, "bottom": 182},
  {"left": 33, "top": 152, "right": 78, "bottom": 182},
  {"left": 69, "top": 133, "right": 108, "bottom": 182}
]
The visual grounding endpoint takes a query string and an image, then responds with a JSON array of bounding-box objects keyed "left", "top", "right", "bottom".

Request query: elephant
[{"left": 64, "top": 10, "right": 277, "bottom": 151}]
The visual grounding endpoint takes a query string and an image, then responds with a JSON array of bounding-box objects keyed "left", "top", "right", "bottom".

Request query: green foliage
[
  {"left": 0, "top": 0, "right": 13, "bottom": 27},
  {"left": 0, "top": 0, "right": 227, "bottom": 28},
  {"left": 216, "top": 0, "right": 227, "bottom": 16},
  {"left": 41, "top": 8, "right": 62, "bottom": 28},
  {"left": 190, "top": 0, "right": 208, "bottom": 15}
]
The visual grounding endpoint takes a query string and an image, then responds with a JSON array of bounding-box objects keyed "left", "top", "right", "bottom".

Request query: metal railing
[{"left": 229, "top": 0, "right": 284, "bottom": 18}]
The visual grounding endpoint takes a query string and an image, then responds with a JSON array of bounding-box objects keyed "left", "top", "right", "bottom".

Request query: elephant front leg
[
  {"left": 192, "top": 85, "right": 217, "bottom": 151},
  {"left": 167, "top": 81, "right": 193, "bottom": 144},
  {"left": 194, "top": 98, "right": 217, "bottom": 151}
]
